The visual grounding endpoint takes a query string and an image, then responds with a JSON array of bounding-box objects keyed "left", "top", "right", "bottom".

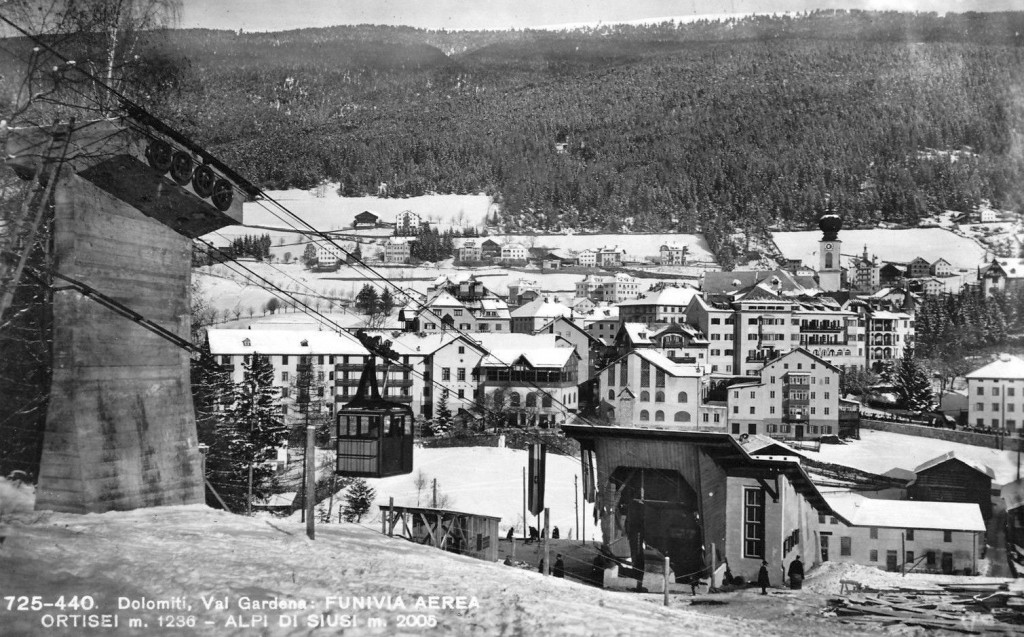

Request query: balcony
[
  {"left": 782, "top": 413, "right": 808, "bottom": 422},
  {"left": 800, "top": 322, "right": 843, "bottom": 333}
]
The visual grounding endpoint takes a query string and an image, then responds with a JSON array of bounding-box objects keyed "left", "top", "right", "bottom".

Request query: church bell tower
[{"left": 818, "top": 213, "right": 842, "bottom": 292}]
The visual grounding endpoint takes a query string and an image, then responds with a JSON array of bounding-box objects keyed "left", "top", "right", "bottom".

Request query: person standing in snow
[
  {"left": 787, "top": 556, "right": 804, "bottom": 590},
  {"left": 538, "top": 558, "right": 546, "bottom": 574},
  {"left": 758, "top": 560, "right": 771, "bottom": 595},
  {"left": 552, "top": 526, "right": 560, "bottom": 539},
  {"left": 553, "top": 554, "right": 565, "bottom": 578},
  {"left": 506, "top": 526, "right": 514, "bottom": 541}
]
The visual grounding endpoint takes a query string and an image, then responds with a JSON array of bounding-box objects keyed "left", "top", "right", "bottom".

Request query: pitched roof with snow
[
  {"left": 618, "top": 286, "right": 699, "bottom": 307},
  {"left": 913, "top": 451, "right": 995, "bottom": 480},
  {"left": 630, "top": 349, "right": 702, "bottom": 378},
  {"left": 824, "top": 492, "right": 986, "bottom": 532},
  {"left": 965, "top": 354, "right": 1024, "bottom": 380},
  {"left": 361, "top": 331, "right": 485, "bottom": 357},
  {"left": 207, "top": 329, "right": 367, "bottom": 355},
  {"left": 702, "top": 268, "right": 817, "bottom": 295},
  {"left": 511, "top": 298, "right": 573, "bottom": 319},
  {"left": 474, "top": 333, "right": 578, "bottom": 369}
]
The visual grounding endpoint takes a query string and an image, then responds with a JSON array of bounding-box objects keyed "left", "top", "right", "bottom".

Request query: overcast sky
[{"left": 180, "top": 0, "right": 1022, "bottom": 32}]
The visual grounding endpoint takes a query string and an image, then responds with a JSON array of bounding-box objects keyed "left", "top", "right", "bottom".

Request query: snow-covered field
[
  {"left": 244, "top": 189, "right": 494, "bottom": 233},
  {"left": 457, "top": 233, "right": 716, "bottom": 263},
  {"left": 331, "top": 447, "right": 593, "bottom": 542},
  {"left": 772, "top": 227, "right": 987, "bottom": 271},
  {"left": 805, "top": 428, "right": 1019, "bottom": 485}
]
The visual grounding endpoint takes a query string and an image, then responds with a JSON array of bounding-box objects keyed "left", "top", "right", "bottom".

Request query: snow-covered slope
[{"left": 0, "top": 505, "right": 783, "bottom": 636}]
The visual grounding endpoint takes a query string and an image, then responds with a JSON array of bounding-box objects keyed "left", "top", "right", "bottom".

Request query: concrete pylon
[{"left": 6, "top": 119, "right": 254, "bottom": 512}]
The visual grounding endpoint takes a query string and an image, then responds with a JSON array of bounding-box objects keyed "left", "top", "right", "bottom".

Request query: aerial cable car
[{"left": 336, "top": 333, "right": 414, "bottom": 478}]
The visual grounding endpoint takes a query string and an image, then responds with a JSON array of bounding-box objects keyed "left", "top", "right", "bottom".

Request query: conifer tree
[
  {"left": 343, "top": 479, "right": 376, "bottom": 523},
  {"left": 892, "top": 349, "right": 935, "bottom": 414}
]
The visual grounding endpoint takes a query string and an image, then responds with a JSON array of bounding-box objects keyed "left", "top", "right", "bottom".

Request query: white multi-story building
[
  {"left": 383, "top": 237, "right": 411, "bottom": 263},
  {"left": 660, "top": 242, "right": 687, "bottom": 265},
  {"left": 500, "top": 243, "right": 528, "bottom": 262},
  {"left": 206, "top": 329, "right": 414, "bottom": 420},
  {"left": 315, "top": 244, "right": 346, "bottom": 269},
  {"left": 725, "top": 348, "right": 841, "bottom": 440},
  {"left": 577, "top": 249, "right": 597, "bottom": 267},
  {"left": 575, "top": 273, "right": 640, "bottom": 304},
  {"left": 381, "top": 332, "right": 487, "bottom": 419},
  {"left": 966, "top": 354, "right": 1024, "bottom": 434},
  {"left": 511, "top": 297, "right": 574, "bottom": 334},
  {"left": 597, "top": 349, "right": 706, "bottom": 429},
  {"left": 399, "top": 275, "right": 511, "bottom": 334},
  {"left": 618, "top": 285, "right": 699, "bottom": 325}
]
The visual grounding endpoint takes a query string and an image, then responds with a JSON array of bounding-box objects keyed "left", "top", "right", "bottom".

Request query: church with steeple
[{"left": 817, "top": 212, "right": 843, "bottom": 292}]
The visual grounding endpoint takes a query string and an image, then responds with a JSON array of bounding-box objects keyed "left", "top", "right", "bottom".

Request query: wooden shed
[
  {"left": 379, "top": 504, "right": 501, "bottom": 562},
  {"left": 909, "top": 452, "right": 994, "bottom": 521},
  {"left": 563, "top": 425, "right": 838, "bottom": 587}
]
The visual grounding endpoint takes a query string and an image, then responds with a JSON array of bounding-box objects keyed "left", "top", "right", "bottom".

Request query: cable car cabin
[{"left": 336, "top": 355, "right": 414, "bottom": 478}]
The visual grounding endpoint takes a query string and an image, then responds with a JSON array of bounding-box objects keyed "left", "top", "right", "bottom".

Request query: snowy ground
[
  {"left": 772, "top": 227, "right": 987, "bottom": 271},
  {"left": 804, "top": 429, "right": 1019, "bottom": 486},
  {"left": 1, "top": 502, "right": 808, "bottom": 637},
  {"left": 321, "top": 447, "right": 594, "bottom": 543}
]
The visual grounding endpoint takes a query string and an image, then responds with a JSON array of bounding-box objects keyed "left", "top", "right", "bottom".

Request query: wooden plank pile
[{"left": 825, "top": 580, "right": 1024, "bottom": 634}]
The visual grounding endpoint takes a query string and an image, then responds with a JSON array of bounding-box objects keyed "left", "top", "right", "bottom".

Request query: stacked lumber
[{"left": 826, "top": 581, "right": 1024, "bottom": 634}]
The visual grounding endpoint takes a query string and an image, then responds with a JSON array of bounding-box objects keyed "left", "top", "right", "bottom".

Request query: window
[
  {"left": 674, "top": 411, "right": 691, "bottom": 423},
  {"left": 608, "top": 366, "right": 615, "bottom": 385},
  {"left": 458, "top": 346, "right": 465, "bottom": 354},
  {"left": 748, "top": 423, "right": 756, "bottom": 434},
  {"left": 281, "top": 387, "right": 289, "bottom": 398},
  {"left": 510, "top": 393, "right": 521, "bottom": 407},
  {"left": 656, "top": 370, "right": 666, "bottom": 388},
  {"left": 281, "top": 371, "right": 289, "bottom": 382},
  {"left": 640, "top": 391, "right": 650, "bottom": 401},
  {"left": 678, "top": 392, "right": 688, "bottom": 403},
  {"left": 608, "top": 389, "right": 615, "bottom": 400},
  {"left": 994, "top": 387, "right": 1000, "bottom": 396},
  {"left": 818, "top": 514, "right": 826, "bottom": 524},
  {"left": 749, "top": 406, "right": 755, "bottom": 415},
  {"left": 743, "top": 488, "right": 765, "bottom": 558},
  {"left": 655, "top": 391, "right": 665, "bottom": 403},
  {"left": 943, "top": 530, "right": 952, "bottom": 543},
  {"left": 906, "top": 529, "right": 914, "bottom": 541},
  {"left": 869, "top": 527, "right": 878, "bottom": 539},
  {"left": 770, "top": 391, "right": 776, "bottom": 399},
  {"left": 526, "top": 393, "right": 537, "bottom": 407},
  {"left": 732, "top": 423, "right": 740, "bottom": 434},
  {"left": 926, "top": 551, "right": 936, "bottom": 566},
  {"left": 640, "top": 410, "right": 650, "bottom": 421},
  {"left": 977, "top": 386, "right": 984, "bottom": 396},
  {"left": 733, "top": 406, "right": 739, "bottom": 414},
  {"left": 906, "top": 551, "right": 914, "bottom": 565},
  {"left": 655, "top": 411, "right": 665, "bottom": 422},
  {"left": 457, "top": 368, "right": 466, "bottom": 381},
  {"left": 640, "top": 361, "right": 651, "bottom": 387},
  {"left": 840, "top": 536, "right": 851, "bottom": 556},
  {"left": 281, "top": 404, "right": 287, "bottom": 415},
  {"left": 869, "top": 549, "right": 878, "bottom": 562}
]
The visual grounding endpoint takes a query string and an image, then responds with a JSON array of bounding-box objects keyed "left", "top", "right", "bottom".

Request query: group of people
[
  {"left": 758, "top": 556, "right": 804, "bottom": 595},
  {"left": 505, "top": 525, "right": 561, "bottom": 543},
  {"left": 538, "top": 554, "right": 565, "bottom": 578}
]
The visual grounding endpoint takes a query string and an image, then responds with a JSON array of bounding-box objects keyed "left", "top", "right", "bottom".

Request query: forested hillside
[{"left": 7, "top": 11, "right": 1024, "bottom": 265}]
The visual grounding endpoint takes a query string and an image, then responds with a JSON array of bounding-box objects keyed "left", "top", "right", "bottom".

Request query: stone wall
[{"left": 861, "top": 418, "right": 1023, "bottom": 452}]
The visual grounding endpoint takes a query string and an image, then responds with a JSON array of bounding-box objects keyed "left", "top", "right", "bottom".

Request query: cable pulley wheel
[
  {"left": 145, "top": 140, "right": 173, "bottom": 173},
  {"left": 191, "top": 165, "right": 216, "bottom": 198},
  {"left": 170, "top": 151, "right": 193, "bottom": 185},
  {"left": 212, "top": 179, "right": 233, "bottom": 211}
]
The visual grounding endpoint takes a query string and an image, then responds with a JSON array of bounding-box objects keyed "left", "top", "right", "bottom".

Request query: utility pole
[
  {"left": 246, "top": 462, "right": 253, "bottom": 516},
  {"left": 574, "top": 474, "right": 579, "bottom": 541},
  {"left": 432, "top": 478, "right": 437, "bottom": 508},
  {"left": 305, "top": 425, "right": 315, "bottom": 539},
  {"left": 520, "top": 466, "right": 528, "bottom": 540}
]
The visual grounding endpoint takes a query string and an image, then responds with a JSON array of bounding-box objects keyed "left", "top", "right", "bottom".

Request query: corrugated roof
[
  {"left": 824, "top": 492, "right": 986, "bottom": 532},
  {"left": 966, "top": 354, "right": 1024, "bottom": 380},
  {"left": 207, "top": 329, "right": 367, "bottom": 355}
]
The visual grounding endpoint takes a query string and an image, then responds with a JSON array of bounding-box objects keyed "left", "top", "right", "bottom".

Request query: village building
[
  {"left": 577, "top": 249, "right": 598, "bottom": 267},
  {"left": 500, "top": 243, "right": 528, "bottom": 262},
  {"left": 353, "top": 210, "right": 379, "bottom": 229},
  {"left": 979, "top": 257, "right": 1024, "bottom": 296},
  {"left": 511, "top": 297, "right": 574, "bottom": 334},
  {"left": 597, "top": 349, "right": 705, "bottom": 429},
  {"left": 659, "top": 242, "right": 687, "bottom": 265},
  {"left": 596, "top": 245, "right": 625, "bottom": 267},
  {"left": 474, "top": 333, "right": 580, "bottom": 428},
  {"left": 394, "top": 210, "right": 422, "bottom": 234},
  {"left": 930, "top": 258, "right": 954, "bottom": 277},
  {"left": 850, "top": 246, "right": 881, "bottom": 293},
  {"left": 575, "top": 273, "right": 640, "bottom": 304},
  {"left": 479, "top": 238, "right": 502, "bottom": 261},
  {"left": 455, "top": 240, "right": 482, "bottom": 263},
  {"left": 965, "top": 353, "right": 1024, "bottom": 434},
  {"left": 377, "top": 332, "right": 487, "bottom": 420},
  {"left": 817, "top": 213, "right": 843, "bottom": 292},
  {"left": 878, "top": 263, "right": 905, "bottom": 288},
  {"left": 563, "top": 426, "right": 836, "bottom": 589},
  {"left": 398, "top": 275, "right": 511, "bottom": 334},
  {"left": 314, "top": 244, "right": 346, "bottom": 270},
  {"left": 568, "top": 296, "right": 596, "bottom": 315},
  {"left": 617, "top": 285, "right": 700, "bottom": 325},
  {"left": 908, "top": 451, "right": 995, "bottom": 521},
  {"left": 582, "top": 305, "right": 621, "bottom": 346},
  {"left": 702, "top": 268, "right": 818, "bottom": 296},
  {"left": 821, "top": 492, "right": 985, "bottom": 574},
  {"left": 206, "top": 329, "right": 414, "bottom": 421},
  {"left": 383, "top": 237, "right": 411, "bottom": 263},
  {"left": 506, "top": 278, "right": 541, "bottom": 307},
  {"left": 906, "top": 257, "right": 931, "bottom": 280},
  {"left": 723, "top": 348, "right": 844, "bottom": 440},
  {"left": 533, "top": 315, "right": 604, "bottom": 381}
]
